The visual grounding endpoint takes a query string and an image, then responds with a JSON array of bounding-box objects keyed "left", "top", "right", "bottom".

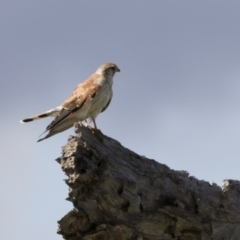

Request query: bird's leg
[
  {"left": 84, "top": 119, "right": 89, "bottom": 128},
  {"left": 85, "top": 119, "right": 92, "bottom": 129},
  {"left": 84, "top": 118, "right": 96, "bottom": 133},
  {"left": 93, "top": 119, "right": 97, "bottom": 129},
  {"left": 92, "top": 119, "right": 101, "bottom": 133}
]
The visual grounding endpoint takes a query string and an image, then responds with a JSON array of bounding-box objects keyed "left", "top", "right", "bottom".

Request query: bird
[{"left": 20, "top": 62, "right": 120, "bottom": 142}]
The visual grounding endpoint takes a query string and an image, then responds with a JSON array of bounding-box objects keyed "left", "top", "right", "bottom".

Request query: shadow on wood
[{"left": 56, "top": 123, "right": 240, "bottom": 240}]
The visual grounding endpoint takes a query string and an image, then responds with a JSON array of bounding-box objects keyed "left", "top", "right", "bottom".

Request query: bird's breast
[{"left": 88, "top": 80, "right": 113, "bottom": 117}]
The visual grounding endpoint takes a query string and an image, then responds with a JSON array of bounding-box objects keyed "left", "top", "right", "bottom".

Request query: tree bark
[{"left": 56, "top": 123, "right": 240, "bottom": 240}]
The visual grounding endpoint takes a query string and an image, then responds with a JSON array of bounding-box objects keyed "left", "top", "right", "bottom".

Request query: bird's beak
[{"left": 116, "top": 67, "right": 120, "bottom": 72}]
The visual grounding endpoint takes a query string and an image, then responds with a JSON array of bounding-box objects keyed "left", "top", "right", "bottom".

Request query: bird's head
[{"left": 96, "top": 62, "right": 120, "bottom": 77}]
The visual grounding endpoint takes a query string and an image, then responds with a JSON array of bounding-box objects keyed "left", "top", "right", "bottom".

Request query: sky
[{"left": 1, "top": 1, "right": 240, "bottom": 239}]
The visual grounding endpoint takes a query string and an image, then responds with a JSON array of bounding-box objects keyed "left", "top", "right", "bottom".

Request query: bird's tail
[{"left": 20, "top": 106, "right": 62, "bottom": 123}]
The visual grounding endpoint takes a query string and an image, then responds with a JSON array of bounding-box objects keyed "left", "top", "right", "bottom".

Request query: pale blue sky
[{"left": 1, "top": 1, "right": 240, "bottom": 239}]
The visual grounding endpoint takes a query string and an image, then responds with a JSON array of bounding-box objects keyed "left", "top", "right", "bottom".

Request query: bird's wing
[
  {"left": 62, "top": 73, "right": 101, "bottom": 110},
  {"left": 44, "top": 73, "right": 102, "bottom": 132},
  {"left": 101, "top": 92, "right": 112, "bottom": 113}
]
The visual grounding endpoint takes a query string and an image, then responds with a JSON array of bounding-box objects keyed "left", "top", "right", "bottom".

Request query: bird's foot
[
  {"left": 84, "top": 121, "right": 101, "bottom": 134},
  {"left": 85, "top": 123, "right": 95, "bottom": 133}
]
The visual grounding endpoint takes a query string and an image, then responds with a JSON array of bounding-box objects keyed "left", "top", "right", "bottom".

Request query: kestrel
[{"left": 20, "top": 62, "right": 120, "bottom": 142}]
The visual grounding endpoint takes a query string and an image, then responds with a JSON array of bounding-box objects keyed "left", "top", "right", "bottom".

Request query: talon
[
  {"left": 84, "top": 120, "right": 89, "bottom": 128},
  {"left": 84, "top": 120, "right": 94, "bottom": 133}
]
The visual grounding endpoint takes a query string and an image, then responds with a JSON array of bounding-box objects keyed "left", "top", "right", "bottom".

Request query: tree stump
[{"left": 56, "top": 123, "right": 240, "bottom": 240}]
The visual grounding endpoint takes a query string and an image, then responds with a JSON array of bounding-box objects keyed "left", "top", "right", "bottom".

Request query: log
[{"left": 56, "top": 123, "right": 240, "bottom": 240}]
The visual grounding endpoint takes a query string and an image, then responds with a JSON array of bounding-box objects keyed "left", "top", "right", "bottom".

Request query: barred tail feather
[{"left": 20, "top": 106, "right": 62, "bottom": 123}]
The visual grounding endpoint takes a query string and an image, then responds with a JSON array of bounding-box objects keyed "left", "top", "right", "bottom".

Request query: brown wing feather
[
  {"left": 45, "top": 73, "right": 102, "bottom": 132},
  {"left": 62, "top": 73, "right": 101, "bottom": 110}
]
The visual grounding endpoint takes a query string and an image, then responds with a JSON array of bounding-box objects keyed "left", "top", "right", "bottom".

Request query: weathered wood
[{"left": 56, "top": 123, "right": 240, "bottom": 240}]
